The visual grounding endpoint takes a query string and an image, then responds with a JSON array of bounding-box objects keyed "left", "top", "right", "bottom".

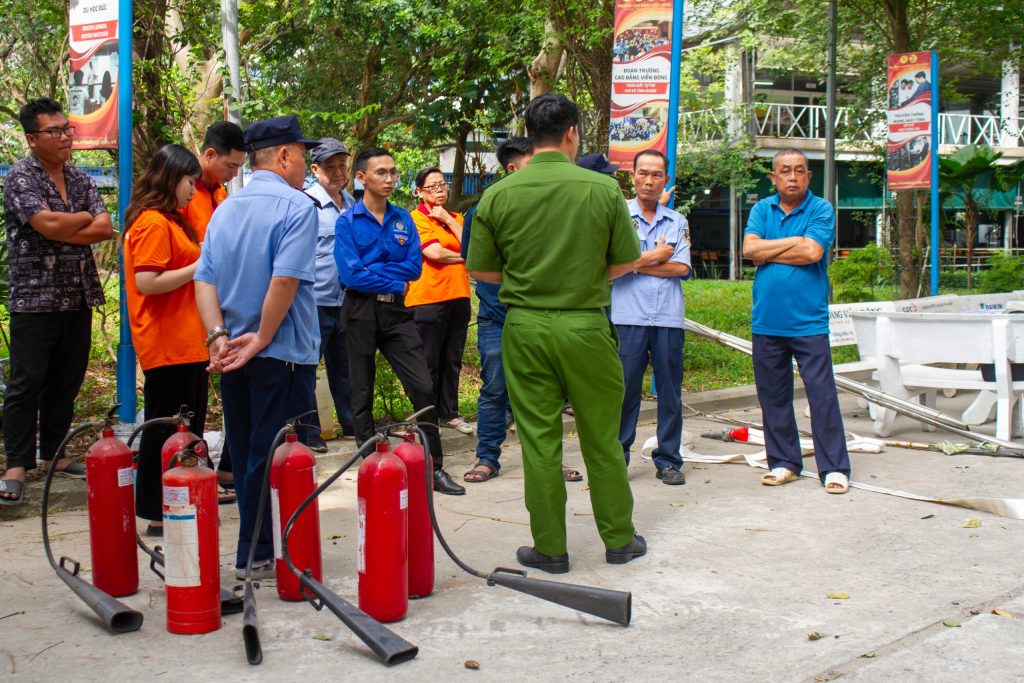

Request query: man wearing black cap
[
  {"left": 194, "top": 114, "right": 322, "bottom": 578},
  {"left": 304, "top": 138, "right": 357, "bottom": 451}
]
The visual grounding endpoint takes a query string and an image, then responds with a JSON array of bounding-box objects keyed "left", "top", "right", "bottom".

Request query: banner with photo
[
  {"left": 886, "top": 51, "right": 933, "bottom": 190},
  {"left": 69, "top": 0, "right": 119, "bottom": 149},
  {"left": 608, "top": 0, "right": 674, "bottom": 169}
]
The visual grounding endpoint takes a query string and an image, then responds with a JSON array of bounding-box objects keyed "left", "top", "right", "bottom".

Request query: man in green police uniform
[{"left": 468, "top": 94, "right": 647, "bottom": 573}]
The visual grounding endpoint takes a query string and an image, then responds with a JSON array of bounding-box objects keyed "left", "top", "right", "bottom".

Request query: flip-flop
[
  {"left": 463, "top": 461, "right": 498, "bottom": 483},
  {"left": 446, "top": 419, "right": 476, "bottom": 435},
  {"left": 562, "top": 466, "right": 583, "bottom": 482},
  {"left": 49, "top": 460, "right": 86, "bottom": 479},
  {"left": 761, "top": 467, "right": 798, "bottom": 486},
  {"left": 0, "top": 479, "right": 25, "bottom": 507},
  {"left": 824, "top": 472, "right": 849, "bottom": 494},
  {"left": 218, "top": 486, "right": 237, "bottom": 505}
]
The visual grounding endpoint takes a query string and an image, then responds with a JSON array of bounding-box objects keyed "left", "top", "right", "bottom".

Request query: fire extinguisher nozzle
[
  {"left": 242, "top": 582, "right": 263, "bottom": 665},
  {"left": 298, "top": 574, "right": 419, "bottom": 666},
  {"left": 485, "top": 568, "right": 632, "bottom": 627},
  {"left": 55, "top": 565, "right": 144, "bottom": 634}
]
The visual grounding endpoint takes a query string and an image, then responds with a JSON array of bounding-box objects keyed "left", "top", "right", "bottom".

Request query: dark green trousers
[{"left": 502, "top": 307, "right": 636, "bottom": 556}]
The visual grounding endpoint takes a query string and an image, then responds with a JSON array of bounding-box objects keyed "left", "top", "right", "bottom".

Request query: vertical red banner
[
  {"left": 69, "top": 0, "right": 119, "bottom": 150},
  {"left": 608, "top": 0, "right": 675, "bottom": 170},
  {"left": 886, "top": 51, "right": 933, "bottom": 190}
]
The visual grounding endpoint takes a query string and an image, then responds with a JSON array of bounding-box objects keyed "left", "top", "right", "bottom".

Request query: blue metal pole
[
  {"left": 664, "top": 0, "right": 685, "bottom": 210},
  {"left": 652, "top": 0, "right": 685, "bottom": 398},
  {"left": 116, "top": 0, "right": 136, "bottom": 423},
  {"left": 930, "top": 50, "right": 940, "bottom": 296}
]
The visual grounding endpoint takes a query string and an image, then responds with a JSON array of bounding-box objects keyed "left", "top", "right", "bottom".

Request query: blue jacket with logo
[{"left": 334, "top": 199, "right": 422, "bottom": 295}]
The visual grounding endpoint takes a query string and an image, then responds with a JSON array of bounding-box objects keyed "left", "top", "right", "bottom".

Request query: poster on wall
[
  {"left": 886, "top": 51, "right": 933, "bottom": 190},
  {"left": 608, "top": 0, "right": 674, "bottom": 170},
  {"left": 69, "top": 0, "right": 119, "bottom": 149}
]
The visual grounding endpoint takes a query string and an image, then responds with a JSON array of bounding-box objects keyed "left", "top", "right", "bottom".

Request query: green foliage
[
  {"left": 977, "top": 252, "right": 1024, "bottom": 294},
  {"left": 373, "top": 352, "right": 414, "bottom": 422},
  {"left": 682, "top": 280, "right": 756, "bottom": 391},
  {"left": 829, "top": 244, "right": 894, "bottom": 303}
]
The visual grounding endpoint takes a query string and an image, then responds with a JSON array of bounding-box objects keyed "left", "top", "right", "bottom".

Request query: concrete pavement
[{"left": 1, "top": 388, "right": 1022, "bottom": 681}]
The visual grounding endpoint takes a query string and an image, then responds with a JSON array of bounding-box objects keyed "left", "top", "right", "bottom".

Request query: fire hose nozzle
[{"left": 701, "top": 429, "right": 734, "bottom": 442}]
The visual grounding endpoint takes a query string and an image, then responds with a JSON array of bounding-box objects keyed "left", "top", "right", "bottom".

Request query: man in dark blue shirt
[{"left": 334, "top": 147, "right": 464, "bottom": 495}]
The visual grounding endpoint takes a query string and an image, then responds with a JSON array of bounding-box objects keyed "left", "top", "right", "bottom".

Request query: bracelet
[{"left": 205, "top": 326, "right": 230, "bottom": 347}]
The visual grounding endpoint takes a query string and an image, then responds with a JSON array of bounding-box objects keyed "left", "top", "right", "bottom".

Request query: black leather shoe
[
  {"left": 657, "top": 466, "right": 686, "bottom": 485},
  {"left": 433, "top": 469, "right": 466, "bottom": 495},
  {"left": 516, "top": 546, "right": 569, "bottom": 574},
  {"left": 606, "top": 534, "right": 647, "bottom": 565},
  {"left": 307, "top": 437, "right": 328, "bottom": 453}
]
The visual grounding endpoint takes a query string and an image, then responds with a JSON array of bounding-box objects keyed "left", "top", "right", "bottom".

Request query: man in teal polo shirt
[{"left": 468, "top": 94, "right": 647, "bottom": 573}]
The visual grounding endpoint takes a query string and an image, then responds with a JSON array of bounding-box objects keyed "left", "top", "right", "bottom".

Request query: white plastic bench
[{"left": 849, "top": 311, "right": 1024, "bottom": 440}]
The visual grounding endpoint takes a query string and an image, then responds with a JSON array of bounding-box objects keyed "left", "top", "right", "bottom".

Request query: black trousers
[
  {"left": 342, "top": 292, "right": 444, "bottom": 469},
  {"left": 3, "top": 308, "right": 92, "bottom": 471},
  {"left": 412, "top": 297, "right": 471, "bottom": 421},
  {"left": 135, "top": 362, "right": 209, "bottom": 521}
]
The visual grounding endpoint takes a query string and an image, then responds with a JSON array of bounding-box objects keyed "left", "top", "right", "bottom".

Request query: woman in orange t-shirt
[
  {"left": 405, "top": 167, "right": 474, "bottom": 434},
  {"left": 122, "top": 144, "right": 207, "bottom": 536}
]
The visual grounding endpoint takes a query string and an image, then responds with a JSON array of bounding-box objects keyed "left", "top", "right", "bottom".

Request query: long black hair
[{"left": 124, "top": 144, "right": 202, "bottom": 243}]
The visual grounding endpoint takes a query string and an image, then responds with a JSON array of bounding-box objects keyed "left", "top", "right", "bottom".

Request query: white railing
[{"left": 679, "top": 103, "right": 1024, "bottom": 148}]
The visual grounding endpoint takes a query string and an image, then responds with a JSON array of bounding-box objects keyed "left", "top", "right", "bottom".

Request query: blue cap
[
  {"left": 577, "top": 152, "right": 618, "bottom": 174},
  {"left": 243, "top": 115, "right": 321, "bottom": 152},
  {"left": 310, "top": 137, "right": 350, "bottom": 163}
]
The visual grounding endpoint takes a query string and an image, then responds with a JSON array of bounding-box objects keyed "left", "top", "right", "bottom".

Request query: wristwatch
[{"left": 205, "top": 325, "right": 230, "bottom": 347}]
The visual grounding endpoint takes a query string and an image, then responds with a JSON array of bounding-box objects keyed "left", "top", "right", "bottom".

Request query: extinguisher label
[
  {"left": 117, "top": 466, "right": 134, "bottom": 488},
  {"left": 357, "top": 497, "right": 366, "bottom": 574},
  {"left": 400, "top": 488, "right": 408, "bottom": 510},
  {"left": 270, "top": 487, "right": 283, "bottom": 560},
  {"left": 164, "top": 505, "right": 201, "bottom": 587},
  {"left": 163, "top": 486, "right": 190, "bottom": 506}
]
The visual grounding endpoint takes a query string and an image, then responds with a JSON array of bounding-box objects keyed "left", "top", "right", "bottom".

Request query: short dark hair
[
  {"left": 202, "top": 121, "right": 245, "bottom": 155},
  {"left": 414, "top": 167, "right": 444, "bottom": 188},
  {"left": 915, "top": 71, "right": 926, "bottom": 79},
  {"left": 524, "top": 94, "right": 580, "bottom": 148},
  {"left": 354, "top": 147, "right": 393, "bottom": 173},
  {"left": 772, "top": 147, "right": 809, "bottom": 170},
  {"left": 19, "top": 97, "right": 63, "bottom": 133},
  {"left": 496, "top": 137, "right": 533, "bottom": 170},
  {"left": 633, "top": 149, "right": 668, "bottom": 173}
]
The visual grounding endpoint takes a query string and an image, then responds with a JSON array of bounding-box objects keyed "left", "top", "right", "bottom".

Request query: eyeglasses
[
  {"left": 372, "top": 169, "right": 401, "bottom": 179},
  {"left": 29, "top": 125, "right": 76, "bottom": 139},
  {"left": 420, "top": 182, "right": 449, "bottom": 193}
]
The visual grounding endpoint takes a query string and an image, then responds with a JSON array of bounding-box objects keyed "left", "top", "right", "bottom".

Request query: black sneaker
[
  {"left": 657, "top": 466, "right": 686, "bottom": 485},
  {"left": 516, "top": 546, "right": 570, "bottom": 574},
  {"left": 307, "top": 437, "right": 328, "bottom": 453},
  {"left": 433, "top": 469, "right": 466, "bottom": 495},
  {"left": 606, "top": 534, "right": 647, "bottom": 565}
]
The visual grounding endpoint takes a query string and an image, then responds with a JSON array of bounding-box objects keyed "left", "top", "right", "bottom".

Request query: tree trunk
[
  {"left": 965, "top": 194, "right": 977, "bottom": 289},
  {"left": 528, "top": 20, "right": 564, "bottom": 99},
  {"left": 448, "top": 122, "right": 473, "bottom": 208},
  {"left": 896, "top": 190, "right": 919, "bottom": 297}
]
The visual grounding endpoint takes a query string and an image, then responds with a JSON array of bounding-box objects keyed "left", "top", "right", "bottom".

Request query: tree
[{"left": 939, "top": 144, "right": 1001, "bottom": 288}]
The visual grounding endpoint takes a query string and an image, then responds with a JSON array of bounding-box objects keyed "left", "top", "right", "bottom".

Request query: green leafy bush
[
  {"left": 977, "top": 252, "right": 1024, "bottom": 293},
  {"left": 829, "top": 244, "right": 894, "bottom": 303}
]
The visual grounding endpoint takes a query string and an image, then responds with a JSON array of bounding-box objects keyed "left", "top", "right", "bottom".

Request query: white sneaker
[{"left": 236, "top": 559, "right": 274, "bottom": 580}]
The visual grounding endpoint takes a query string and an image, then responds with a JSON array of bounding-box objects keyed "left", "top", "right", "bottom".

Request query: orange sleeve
[
  {"left": 127, "top": 211, "right": 174, "bottom": 273},
  {"left": 412, "top": 209, "right": 444, "bottom": 250}
]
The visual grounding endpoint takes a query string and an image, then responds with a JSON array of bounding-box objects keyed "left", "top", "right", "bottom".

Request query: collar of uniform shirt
[{"left": 351, "top": 198, "right": 400, "bottom": 226}]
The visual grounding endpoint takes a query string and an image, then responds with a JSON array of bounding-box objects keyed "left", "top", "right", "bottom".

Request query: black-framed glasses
[{"left": 29, "top": 125, "right": 76, "bottom": 139}]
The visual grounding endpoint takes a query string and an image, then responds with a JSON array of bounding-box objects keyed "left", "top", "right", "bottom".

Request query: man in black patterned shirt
[{"left": 0, "top": 98, "right": 112, "bottom": 506}]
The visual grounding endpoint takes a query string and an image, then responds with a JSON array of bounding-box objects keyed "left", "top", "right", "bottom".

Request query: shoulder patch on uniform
[
  {"left": 632, "top": 217, "right": 641, "bottom": 231},
  {"left": 682, "top": 226, "right": 691, "bottom": 245}
]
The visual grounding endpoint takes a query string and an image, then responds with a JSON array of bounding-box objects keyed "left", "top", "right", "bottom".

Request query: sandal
[
  {"left": 446, "top": 419, "right": 476, "bottom": 435},
  {"left": 42, "top": 459, "right": 86, "bottom": 480},
  {"left": 761, "top": 468, "right": 798, "bottom": 486},
  {"left": 463, "top": 461, "right": 498, "bottom": 483},
  {"left": 562, "top": 404, "right": 574, "bottom": 416},
  {"left": 824, "top": 472, "right": 850, "bottom": 494},
  {"left": 562, "top": 466, "right": 583, "bottom": 482},
  {"left": 218, "top": 486, "right": 237, "bottom": 505},
  {"left": 0, "top": 479, "right": 25, "bottom": 507}
]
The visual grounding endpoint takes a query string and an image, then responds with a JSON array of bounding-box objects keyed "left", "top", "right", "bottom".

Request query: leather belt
[{"left": 346, "top": 290, "right": 402, "bottom": 304}]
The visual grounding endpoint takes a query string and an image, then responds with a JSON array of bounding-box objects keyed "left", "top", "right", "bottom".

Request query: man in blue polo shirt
[
  {"left": 741, "top": 147, "right": 851, "bottom": 494},
  {"left": 304, "top": 137, "right": 357, "bottom": 450},
  {"left": 195, "top": 114, "right": 322, "bottom": 577},
  {"left": 613, "top": 149, "right": 691, "bottom": 485},
  {"left": 334, "top": 147, "right": 464, "bottom": 496}
]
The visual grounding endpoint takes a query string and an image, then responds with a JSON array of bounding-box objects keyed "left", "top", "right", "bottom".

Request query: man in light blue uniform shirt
[
  {"left": 741, "top": 147, "right": 850, "bottom": 494},
  {"left": 304, "top": 138, "right": 356, "bottom": 449},
  {"left": 195, "top": 114, "right": 322, "bottom": 576},
  {"left": 612, "top": 149, "right": 691, "bottom": 485}
]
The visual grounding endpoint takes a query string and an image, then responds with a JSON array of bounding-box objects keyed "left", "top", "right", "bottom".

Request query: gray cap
[{"left": 310, "top": 137, "right": 350, "bottom": 163}]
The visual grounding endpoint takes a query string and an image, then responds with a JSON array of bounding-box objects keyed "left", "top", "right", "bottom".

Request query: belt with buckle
[{"left": 375, "top": 293, "right": 397, "bottom": 303}]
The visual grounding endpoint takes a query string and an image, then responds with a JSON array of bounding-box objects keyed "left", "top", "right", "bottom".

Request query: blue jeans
[
  {"left": 475, "top": 318, "right": 509, "bottom": 470},
  {"left": 617, "top": 325, "right": 684, "bottom": 471},
  {"left": 221, "top": 357, "right": 316, "bottom": 568}
]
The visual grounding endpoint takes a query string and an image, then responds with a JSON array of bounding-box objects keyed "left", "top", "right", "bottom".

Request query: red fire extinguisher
[
  {"left": 357, "top": 441, "right": 409, "bottom": 623},
  {"left": 162, "top": 446, "right": 221, "bottom": 634},
  {"left": 86, "top": 428, "right": 138, "bottom": 598},
  {"left": 270, "top": 432, "right": 322, "bottom": 601},
  {"left": 393, "top": 435, "right": 433, "bottom": 598},
  {"left": 161, "top": 423, "right": 204, "bottom": 473}
]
